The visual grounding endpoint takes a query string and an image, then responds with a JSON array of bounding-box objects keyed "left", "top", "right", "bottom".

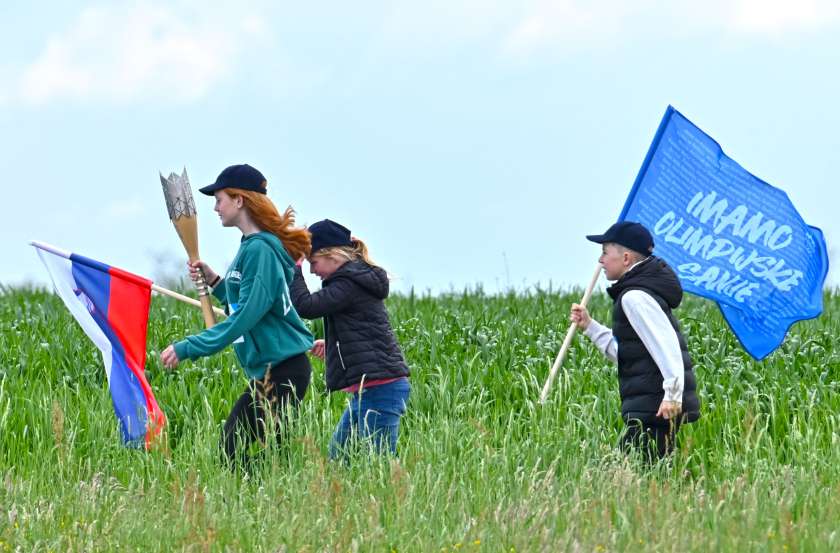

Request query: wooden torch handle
[
  {"left": 199, "top": 295, "right": 217, "bottom": 328},
  {"left": 192, "top": 264, "right": 217, "bottom": 329}
]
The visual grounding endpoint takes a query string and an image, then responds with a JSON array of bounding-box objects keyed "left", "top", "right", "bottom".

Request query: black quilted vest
[{"left": 607, "top": 256, "right": 700, "bottom": 425}]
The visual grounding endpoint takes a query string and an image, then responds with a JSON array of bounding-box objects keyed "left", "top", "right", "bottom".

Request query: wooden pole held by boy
[{"left": 538, "top": 263, "right": 602, "bottom": 403}]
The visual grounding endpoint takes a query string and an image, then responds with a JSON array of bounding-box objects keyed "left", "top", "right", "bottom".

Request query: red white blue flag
[{"left": 33, "top": 241, "right": 166, "bottom": 448}]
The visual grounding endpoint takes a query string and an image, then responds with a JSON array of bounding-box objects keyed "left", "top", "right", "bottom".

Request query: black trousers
[
  {"left": 620, "top": 418, "right": 681, "bottom": 464},
  {"left": 222, "top": 353, "right": 311, "bottom": 468}
]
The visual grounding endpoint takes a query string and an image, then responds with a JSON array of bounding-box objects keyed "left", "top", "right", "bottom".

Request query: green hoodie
[{"left": 173, "top": 232, "right": 314, "bottom": 379}]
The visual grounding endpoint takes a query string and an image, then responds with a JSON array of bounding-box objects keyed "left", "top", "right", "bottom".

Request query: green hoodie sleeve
[
  {"left": 173, "top": 245, "right": 277, "bottom": 361},
  {"left": 211, "top": 278, "right": 227, "bottom": 303}
]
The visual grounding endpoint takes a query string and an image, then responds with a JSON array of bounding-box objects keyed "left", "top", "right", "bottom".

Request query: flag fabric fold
[
  {"left": 33, "top": 241, "right": 166, "bottom": 447},
  {"left": 619, "top": 106, "right": 829, "bottom": 359}
]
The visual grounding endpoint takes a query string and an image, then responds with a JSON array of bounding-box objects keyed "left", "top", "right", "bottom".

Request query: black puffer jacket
[
  {"left": 607, "top": 256, "right": 701, "bottom": 425},
  {"left": 289, "top": 260, "right": 410, "bottom": 391}
]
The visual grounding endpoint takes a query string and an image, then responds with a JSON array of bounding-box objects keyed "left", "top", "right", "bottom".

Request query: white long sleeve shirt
[{"left": 583, "top": 289, "right": 685, "bottom": 403}]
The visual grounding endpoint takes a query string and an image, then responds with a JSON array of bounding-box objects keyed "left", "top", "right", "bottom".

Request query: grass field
[{"left": 1, "top": 284, "right": 838, "bottom": 552}]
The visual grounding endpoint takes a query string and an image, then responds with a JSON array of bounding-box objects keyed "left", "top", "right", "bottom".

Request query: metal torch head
[{"left": 160, "top": 168, "right": 197, "bottom": 221}]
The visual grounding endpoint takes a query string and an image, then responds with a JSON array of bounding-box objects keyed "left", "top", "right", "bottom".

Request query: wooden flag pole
[
  {"left": 538, "top": 263, "right": 602, "bottom": 404},
  {"left": 151, "top": 283, "right": 225, "bottom": 318}
]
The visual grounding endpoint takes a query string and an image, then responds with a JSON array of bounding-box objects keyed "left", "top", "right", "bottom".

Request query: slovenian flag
[{"left": 32, "top": 241, "right": 166, "bottom": 448}]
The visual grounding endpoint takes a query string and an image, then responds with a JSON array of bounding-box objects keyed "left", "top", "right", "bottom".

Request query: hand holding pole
[{"left": 539, "top": 263, "right": 602, "bottom": 404}]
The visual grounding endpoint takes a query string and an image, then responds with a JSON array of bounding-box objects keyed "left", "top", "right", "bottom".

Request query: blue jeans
[{"left": 329, "top": 378, "right": 410, "bottom": 460}]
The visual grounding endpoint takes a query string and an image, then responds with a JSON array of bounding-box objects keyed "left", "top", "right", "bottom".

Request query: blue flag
[{"left": 619, "top": 106, "right": 829, "bottom": 360}]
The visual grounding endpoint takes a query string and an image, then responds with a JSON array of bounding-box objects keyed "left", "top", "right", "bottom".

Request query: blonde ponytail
[{"left": 312, "top": 237, "right": 378, "bottom": 268}]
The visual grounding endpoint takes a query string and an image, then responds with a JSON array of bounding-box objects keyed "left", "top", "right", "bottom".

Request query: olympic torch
[{"left": 160, "top": 168, "right": 217, "bottom": 328}]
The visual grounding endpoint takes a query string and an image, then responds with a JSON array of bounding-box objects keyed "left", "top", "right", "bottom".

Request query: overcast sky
[{"left": 2, "top": 0, "right": 838, "bottom": 295}]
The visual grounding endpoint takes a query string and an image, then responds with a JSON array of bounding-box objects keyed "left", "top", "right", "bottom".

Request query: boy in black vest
[{"left": 570, "top": 221, "right": 700, "bottom": 462}]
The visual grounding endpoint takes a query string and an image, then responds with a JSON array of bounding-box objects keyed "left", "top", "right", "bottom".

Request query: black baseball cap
[
  {"left": 586, "top": 221, "right": 654, "bottom": 255},
  {"left": 309, "top": 219, "right": 352, "bottom": 255},
  {"left": 199, "top": 164, "right": 267, "bottom": 195}
]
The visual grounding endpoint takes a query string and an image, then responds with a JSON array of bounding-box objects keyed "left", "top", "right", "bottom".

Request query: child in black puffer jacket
[{"left": 289, "top": 219, "right": 410, "bottom": 459}]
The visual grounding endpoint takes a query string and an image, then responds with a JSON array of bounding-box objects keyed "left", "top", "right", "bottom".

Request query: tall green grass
[{"left": 0, "top": 285, "right": 838, "bottom": 551}]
